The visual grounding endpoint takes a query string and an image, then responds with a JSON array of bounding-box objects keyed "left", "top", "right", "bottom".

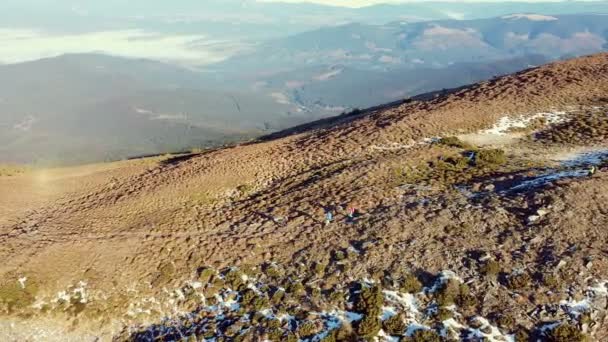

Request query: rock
[
  {"left": 537, "top": 208, "right": 549, "bottom": 217},
  {"left": 483, "top": 184, "right": 496, "bottom": 192},
  {"left": 527, "top": 215, "right": 540, "bottom": 223}
]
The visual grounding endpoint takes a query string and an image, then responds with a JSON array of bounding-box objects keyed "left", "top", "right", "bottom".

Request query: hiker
[
  {"left": 325, "top": 210, "right": 333, "bottom": 225},
  {"left": 347, "top": 205, "right": 356, "bottom": 219},
  {"left": 588, "top": 165, "right": 597, "bottom": 177}
]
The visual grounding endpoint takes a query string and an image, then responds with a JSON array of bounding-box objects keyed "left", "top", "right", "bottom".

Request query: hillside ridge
[{"left": 1, "top": 53, "right": 608, "bottom": 341}]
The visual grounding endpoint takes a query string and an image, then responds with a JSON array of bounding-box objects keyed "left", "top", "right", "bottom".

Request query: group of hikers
[
  {"left": 267, "top": 163, "right": 601, "bottom": 228},
  {"left": 324, "top": 203, "right": 358, "bottom": 225},
  {"left": 269, "top": 202, "right": 359, "bottom": 227}
]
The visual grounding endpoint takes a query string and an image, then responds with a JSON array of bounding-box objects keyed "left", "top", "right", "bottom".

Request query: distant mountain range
[
  {"left": 3, "top": 1, "right": 608, "bottom": 39},
  {"left": 217, "top": 14, "right": 608, "bottom": 71},
  {"left": 1, "top": 13, "right": 608, "bottom": 165},
  {"left": 214, "top": 13, "right": 608, "bottom": 109}
]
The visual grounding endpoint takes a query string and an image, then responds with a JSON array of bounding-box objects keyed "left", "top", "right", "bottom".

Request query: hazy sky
[
  {"left": 0, "top": 0, "right": 606, "bottom": 66},
  {"left": 258, "top": 0, "right": 571, "bottom": 6}
]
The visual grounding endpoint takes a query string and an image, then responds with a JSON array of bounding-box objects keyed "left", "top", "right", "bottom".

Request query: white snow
[
  {"left": 54, "top": 291, "right": 71, "bottom": 303},
  {"left": 383, "top": 291, "right": 420, "bottom": 315},
  {"left": 189, "top": 281, "right": 203, "bottom": 289},
  {"left": 370, "top": 137, "right": 441, "bottom": 151},
  {"left": 378, "top": 329, "right": 400, "bottom": 342},
  {"left": 405, "top": 323, "right": 432, "bottom": 337},
  {"left": 588, "top": 281, "right": 608, "bottom": 295},
  {"left": 73, "top": 281, "right": 88, "bottom": 303},
  {"left": 560, "top": 298, "right": 591, "bottom": 316},
  {"left": 483, "top": 111, "right": 567, "bottom": 136},
  {"left": 504, "top": 169, "right": 589, "bottom": 193},
  {"left": 558, "top": 149, "right": 608, "bottom": 167},
  {"left": 466, "top": 317, "right": 515, "bottom": 342},
  {"left": 381, "top": 306, "right": 398, "bottom": 320}
]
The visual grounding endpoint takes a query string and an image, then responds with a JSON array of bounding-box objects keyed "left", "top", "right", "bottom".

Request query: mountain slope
[{"left": 1, "top": 54, "right": 608, "bottom": 341}]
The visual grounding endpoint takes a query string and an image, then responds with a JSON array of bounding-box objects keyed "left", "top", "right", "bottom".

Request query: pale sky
[{"left": 257, "top": 0, "right": 570, "bottom": 7}]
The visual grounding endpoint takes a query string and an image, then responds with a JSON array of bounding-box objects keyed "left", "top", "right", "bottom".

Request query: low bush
[
  {"left": 355, "top": 285, "right": 384, "bottom": 316},
  {"left": 475, "top": 149, "right": 507, "bottom": 168},
  {"left": 438, "top": 136, "right": 473, "bottom": 149},
  {"left": 383, "top": 314, "right": 406, "bottom": 335},
  {"left": 0, "top": 279, "right": 38, "bottom": 314},
  {"left": 400, "top": 274, "right": 423, "bottom": 293},
  {"left": 545, "top": 323, "right": 588, "bottom": 342},
  {"left": 298, "top": 321, "right": 320, "bottom": 338},
  {"left": 480, "top": 260, "right": 501, "bottom": 278},
  {"left": 411, "top": 329, "right": 442, "bottom": 342},
  {"left": 356, "top": 315, "right": 381, "bottom": 339},
  {"left": 506, "top": 272, "right": 532, "bottom": 291}
]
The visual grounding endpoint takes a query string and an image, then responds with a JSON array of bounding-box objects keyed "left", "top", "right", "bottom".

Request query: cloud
[{"left": 0, "top": 28, "right": 243, "bottom": 65}]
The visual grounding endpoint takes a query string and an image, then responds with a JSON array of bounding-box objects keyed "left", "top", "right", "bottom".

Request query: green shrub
[
  {"left": 270, "top": 288, "right": 285, "bottom": 305},
  {"left": 332, "top": 250, "right": 346, "bottom": 261},
  {"left": 438, "top": 136, "right": 473, "bottom": 149},
  {"left": 320, "top": 332, "right": 337, "bottom": 342},
  {"left": 411, "top": 329, "right": 442, "bottom": 342},
  {"left": 383, "top": 314, "right": 406, "bottom": 335},
  {"left": 263, "top": 263, "right": 284, "bottom": 278},
  {"left": 545, "top": 324, "right": 588, "bottom": 342},
  {"left": 240, "top": 289, "right": 269, "bottom": 311},
  {"left": 0, "top": 279, "right": 38, "bottom": 313},
  {"left": 541, "top": 273, "right": 560, "bottom": 289},
  {"left": 283, "top": 332, "right": 298, "bottom": 342},
  {"left": 298, "top": 321, "right": 319, "bottom": 338},
  {"left": 506, "top": 272, "right": 532, "bottom": 290},
  {"left": 266, "top": 328, "right": 284, "bottom": 341},
  {"left": 0, "top": 165, "right": 29, "bottom": 177},
  {"left": 198, "top": 267, "right": 216, "bottom": 284},
  {"left": 153, "top": 263, "right": 176, "bottom": 286},
  {"left": 495, "top": 314, "right": 516, "bottom": 330},
  {"left": 434, "top": 279, "right": 463, "bottom": 306},
  {"left": 314, "top": 261, "right": 327, "bottom": 275},
  {"left": 335, "top": 323, "right": 357, "bottom": 341},
  {"left": 514, "top": 327, "right": 530, "bottom": 342},
  {"left": 355, "top": 285, "right": 384, "bottom": 316},
  {"left": 481, "top": 260, "right": 501, "bottom": 277},
  {"left": 435, "top": 307, "right": 454, "bottom": 321},
  {"left": 356, "top": 315, "right": 381, "bottom": 339},
  {"left": 224, "top": 269, "right": 246, "bottom": 290},
  {"left": 400, "top": 274, "right": 423, "bottom": 293},
  {"left": 236, "top": 184, "right": 254, "bottom": 195},
  {"left": 286, "top": 282, "right": 305, "bottom": 297},
  {"left": 328, "top": 289, "right": 345, "bottom": 304},
  {"left": 475, "top": 149, "right": 506, "bottom": 168}
]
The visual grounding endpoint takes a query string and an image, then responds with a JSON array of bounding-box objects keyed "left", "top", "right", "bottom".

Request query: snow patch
[
  {"left": 557, "top": 149, "right": 608, "bottom": 167},
  {"left": 483, "top": 111, "right": 567, "bottom": 135}
]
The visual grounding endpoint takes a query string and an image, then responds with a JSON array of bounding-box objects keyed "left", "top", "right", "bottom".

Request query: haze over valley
[{"left": 1, "top": 2, "right": 608, "bottom": 164}]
